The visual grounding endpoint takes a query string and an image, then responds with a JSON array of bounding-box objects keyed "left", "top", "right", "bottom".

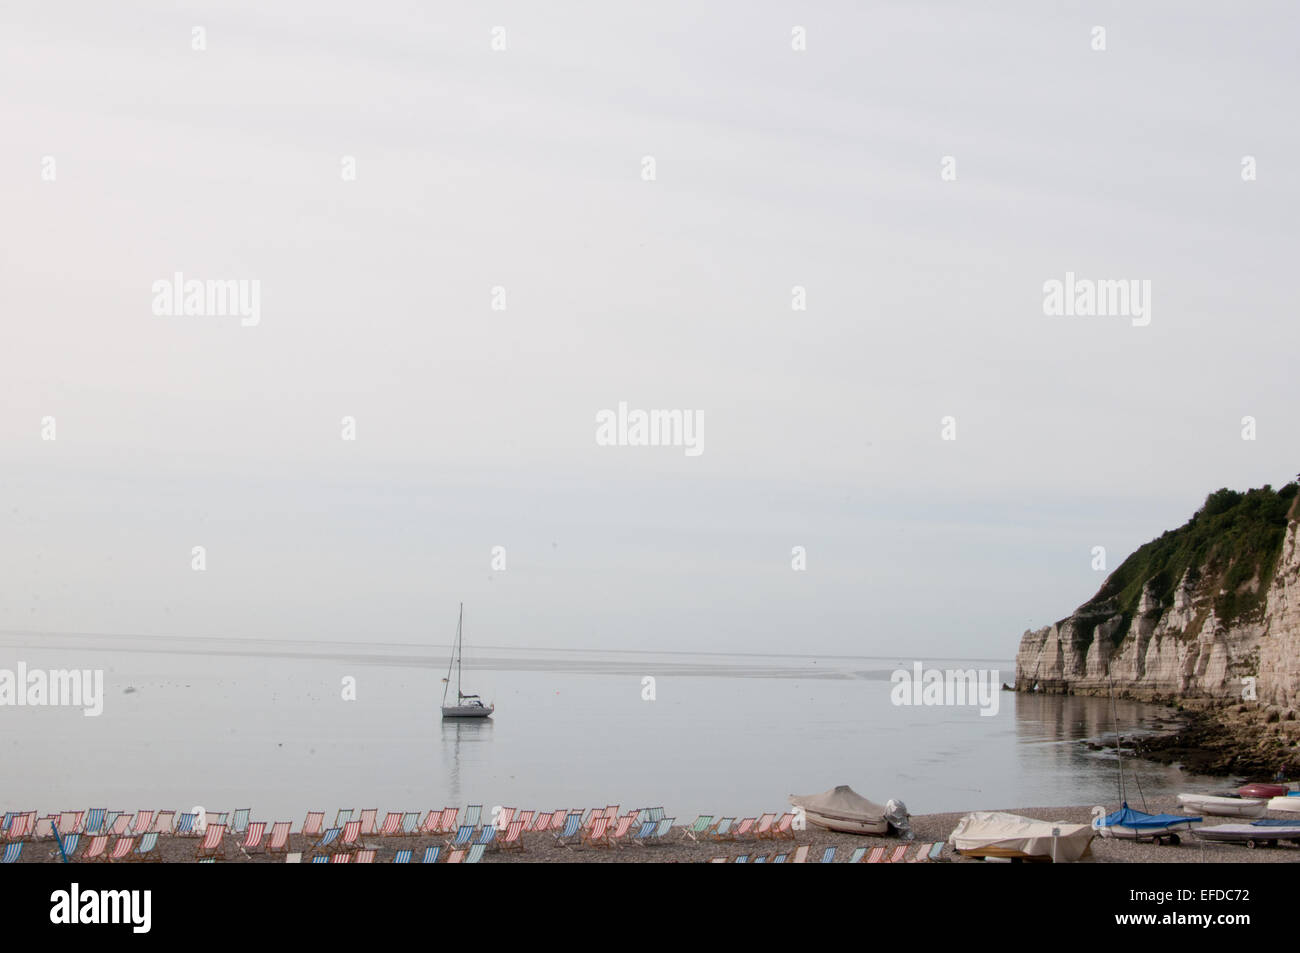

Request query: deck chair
[
  {"left": 311, "top": 855, "right": 330, "bottom": 864},
  {"left": 307, "top": 827, "right": 341, "bottom": 858},
  {"left": 357, "top": 809, "right": 378, "bottom": 835},
  {"left": 229, "top": 809, "right": 251, "bottom": 836},
  {"left": 400, "top": 812, "right": 420, "bottom": 836},
  {"left": 753, "top": 813, "right": 777, "bottom": 839},
  {"left": 645, "top": 807, "right": 666, "bottom": 823},
  {"left": 58, "top": 811, "right": 83, "bottom": 837},
  {"left": 131, "top": 832, "right": 161, "bottom": 862},
  {"left": 1, "top": 843, "right": 21, "bottom": 864},
  {"left": 110, "top": 814, "right": 133, "bottom": 837},
  {"left": 553, "top": 813, "right": 583, "bottom": 848},
  {"left": 753, "top": 854, "right": 769, "bottom": 863},
  {"left": 437, "top": 808, "right": 459, "bottom": 834},
  {"left": 912, "top": 842, "right": 943, "bottom": 862},
  {"left": 334, "top": 809, "right": 353, "bottom": 828},
  {"left": 581, "top": 816, "right": 612, "bottom": 848},
  {"left": 886, "top": 845, "right": 908, "bottom": 862},
  {"left": 682, "top": 815, "right": 714, "bottom": 841},
  {"left": 465, "top": 844, "right": 486, "bottom": 864},
  {"left": 772, "top": 853, "right": 788, "bottom": 863},
  {"left": 549, "top": 811, "right": 570, "bottom": 832},
  {"left": 463, "top": 805, "right": 482, "bottom": 829},
  {"left": 447, "top": 849, "right": 466, "bottom": 864},
  {"left": 819, "top": 846, "right": 836, "bottom": 864},
  {"left": 174, "top": 813, "right": 198, "bottom": 837},
  {"left": 496, "top": 807, "right": 516, "bottom": 830},
  {"left": 607, "top": 815, "right": 636, "bottom": 847},
  {"left": 108, "top": 837, "right": 136, "bottom": 862},
  {"left": 629, "top": 820, "right": 656, "bottom": 846},
  {"left": 354, "top": 849, "right": 376, "bottom": 864},
  {"left": 393, "top": 849, "right": 413, "bottom": 863},
  {"left": 82, "top": 835, "right": 110, "bottom": 862},
  {"left": 301, "top": 812, "right": 325, "bottom": 838},
  {"left": 732, "top": 818, "right": 756, "bottom": 839},
  {"left": 498, "top": 819, "right": 525, "bottom": 852},
  {"left": 516, "top": 811, "right": 534, "bottom": 831},
  {"left": 735, "top": 854, "right": 749, "bottom": 863},
  {"left": 709, "top": 818, "right": 736, "bottom": 841},
  {"left": 82, "top": 808, "right": 107, "bottom": 835},
  {"left": 131, "top": 811, "right": 154, "bottom": 837},
  {"left": 420, "top": 846, "right": 442, "bottom": 864},
  {"left": 849, "top": 847, "right": 867, "bottom": 863},
  {"left": 473, "top": 825, "right": 496, "bottom": 848},
  {"left": 865, "top": 847, "right": 886, "bottom": 863},
  {"left": 771, "top": 813, "right": 795, "bottom": 839},
  {"left": 196, "top": 824, "right": 226, "bottom": 859},
  {"left": 33, "top": 816, "right": 55, "bottom": 840},
  {"left": 791, "top": 845, "right": 809, "bottom": 863},
  {"left": 330, "top": 852, "right": 351, "bottom": 863},
  {"left": 56, "top": 833, "right": 80, "bottom": 858},
  {"left": 647, "top": 818, "right": 674, "bottom": 845},
  {"left": 447, "top": 825, "right": 475, "bottom": 849},
  {"left": 150, "top": 811, "right": 175, "bottom": 835},
  {"left": 265, "top": 822, "right": 292, "bottom": 855},
  {"left": 336, "top": 820, "right": 362, "bottom": 852},
  {"left": 377, "top": 812, "right": 403, "bottom": 837},
  {"left": 237, "top": 821, "right": 267, "bottom": 857}
]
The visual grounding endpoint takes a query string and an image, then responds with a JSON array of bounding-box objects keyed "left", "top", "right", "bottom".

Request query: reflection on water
[{"left": 440, "top": 718, "right": 493, "bottom": 807}]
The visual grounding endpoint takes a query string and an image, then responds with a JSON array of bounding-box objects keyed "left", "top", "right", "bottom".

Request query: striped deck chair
[
  {"left": 819, "top": 846, "right": 836, "bottom": 864},
  {"left": 308, "top": 827, "right": 341, "bottom": 858},
  {"left": 357, "top": 809, "right": 378, "bottom": 835},
  {"left": 771, "top": 813, "right": 795, "bottom": 839},
  {"left": 237, "top": 822, "right": 267, "bottom": 857},
  {"left": 849, "top": 847, "right": 867, "bottom": 863},
  {"left": 629, "top": 820, "right": 656, "bottom": 846},
  {"left": 645, "top": 807, "right": 666, "bottom": 823},
  {"left": 463, "top": 805, "right": 482, "bottom": 829},
  {"left": 354, "top": 849, "right": 376, "bottom": 864},
  {"left": 548, "top": 811, "right": 569, "bottom": 833},
  {"left": 498, "top": 819, "right": 525, "bottom": 853},
  {"left": 56, "top": 833, "right": 80, "bottom": 858},
  {"left": 0, "top": 813, "right": 12, "bottom": 835},
  {"left": 110, "top": 814, "right": 133, "bottom": 837},
  {"left": 772, "top": 853, "right": 788, "bottom": 863},
  {"left": 393, "top": 849, "right": 413, "bottom": 864},
  {"left": 330, "top": 852, "right": 351, "bottom": 864},
  {"left": 15, "top": 813, "right": 37, "bottom": 840},
  {"left": 447, "top": 849, "right": 466, "bottom": 864},
  {"left": 206, "top": 812, "right": 228, "bottom": 830},
  {"left": 334, "top": 809, "right": 354, "bottom": 828},
  {"left": 229, "top": 809, "right": 251, "bottom": 836},
  {"left": 420, "top": 846, "right": 441, "bottom": 864},
  {"left": 311, "top": 855, "right": 330, "bottom": 864},
  {"left": 58, "top": 811, "right": 84, "bottom": 837},
  {"left": 473, "top": 825, "right": 496, "bottom": 848},
  {"left": 608, "top": 815, "right": 637, "bottom": 848},
  {"left": 753, "top": 813, "right": 777, "bottom": 839},
  {"left": 735, "top": 854, "right": 749, "bottom": 863},
  {"left": 131, "top": 811, "right": 154, "bottom": 837},
  {"left": 1, "top": 843, "right": 21, "bottom": 864},
  {"left": 465, "top": 844, "right": 486, "bottom": 864},
  {"left": 886, "top": 845, "right": 908, "bottom": 863},
  {"left": 34, "top": 816, "right": 55, "bottom": 840},
  {"left": 265, "top": 822, "right": 292, "bottom": 855},
  {"left": 104, "top": 812, "right": 124, "bottom": 834},
  {"left": 447, "top": 825, "right": 475, "bottom": 849},
  {"left": 753, "top": 854, "right": 768, "bottom": 863},
  {"left": 709, "top": 818, "right": 736, "bottom": 841},
  {"left": 302, "top": 812, "right": 325, "bottom": 838},
  {"left": 174, "top": 813, "right": 198, "bottom": 837},
  {"left": 581, "top": 816, "right": 612, "bottom": 848},
  {"left": 377, "top": 812, "right": 403, "bottom": 837},
  {"left": 336, "top": 820, "right": 363, "bottom": 852},
  {"left": 865, "top": 847, "right": 886, "bottom": 863},
  {"left": 791, "top": 845, "right": 810, "bottom": 863},
  {"left": 516, "top": 811, "right": 533, "bottom": 832},
  {"left": 82, "top": 808, "right": 107, "bottom": 835},
  {"left": 911, "top": 842, "right": 943, "bottom": 863},
  {"left": 496, "top": 807, "right": 516, "bottom": 831},
  {"left": 646, "top": 818, "right": 674, "bottom": 845},
  {"left": 436, "top": 808, "right": 459, "bottom": 834},
  {"left": 416, "top": 810, "right": 441, "bottom": 836},
  {"left": 553, "top": 813, "right": 583, "bottom": 848},
  {"left": 150, "top": 811, "right": 174, "bottom": 835},
  {"left": 82, "top": 835, "right": 110, "bottom": 862},
  {"left": 732, "top": 817, "right": 756, "bottom": 839},
  {"left": 107, "top": 836, "right": 136, "bottom": 862},
  {"left": 603, "top": 805, "right": 619, "bottom": 822},
  {"left": 131, "top": 832, "right": 161, "bottom": 862},
  {"left": 400, "top": 812, "right": 420, "bottom": 836},
  {"left": 196, "top": 824, "right": 226, "bottom": 860},
  {"left": 682, "top": 816, "right": 714, "bottom": 842}
]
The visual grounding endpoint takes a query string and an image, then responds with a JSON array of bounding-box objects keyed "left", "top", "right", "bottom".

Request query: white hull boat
[
  {"left": 948, "top": 812, "right": 1094, "bottom": 862},
  {"left": 1175, "top": 794, "right": 1266, "bottom": 818},
  {"left": 1268, "top": 795, "right": 1300, "bottom": 813}
]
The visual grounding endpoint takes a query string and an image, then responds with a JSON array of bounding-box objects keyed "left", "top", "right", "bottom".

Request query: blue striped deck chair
[
  {"left": 647, "top": 807, "right": 665, "bottom": 823},
  {"left": 103, "top": 812, "right": 121, "bottom": 834},
  {"left": 630, "top": 820, "right": 656, "bottom": 845},
  {"left": 2, "top": 843, "right": 21, "bottom": 864},
  {"left": 1, "top": 812, "right": 14, "bottom": 834},
  {"left": 83, "top": 808, "right": 107, "bottom": 835},
  {"left": 773, "top": 853, "right": 788, "bottom": 863},
  {"left": 311, "top": 854, "right": 330, "bottom": 863},
  {"left": 734, "top": 854, "right": 749, "bottom": 863},
  {"left": 174, "top": 813, "right": 198, "bottom": 836},
  {"left": 447, "top": 825, "right": 475, "bottom": 848},
  {"left": 205, "top": 812, "right": 228, "bottom": 830},
  {"left": 463, "top": 805, "right": 482, "bottom": 829},
  {"left": 400, "top": 812, "right": 420, "bottom": 836},
  {"left": 649, "top": 818, "right": 674, "bottom": 844},
  {"left": 420, "top": 846, "right": 442, "bottom": 864},
  {"left": 553, "top": 813, "right": 583, "bottom": 848},
  {"left": 58, "top": 833, "right": 80, "bottom": 858},
  {"left": 229, "top": 809, "right": 250, "bottom": 836},
  {"left": 849, "top": 847, "right": 867, "bottom": 863},
  {"left": 465, "top": 843, "right": 486, "bottom": 864},
  {"left": 393, "top": 849, "right": 413, "bottom": 864},
  {"left": 473, "top": 825, "right": 496, "bottom": 847},
  {"left": 308, "top": 827, "right": 341, "bottom": 858},
  {"left": 709, "top": 817, "right": 735, "bottom": 841},
  {"left": 133, "top": 832, "right": 160, "bottom": 862},
  {"left": 926, "top": 842, "right": 942, "bottom": 861},
  {"left": 753, "top": 854, "right": 766, "bottom": 863},
  {"left": 819, "top": 846, "right": 836, "bottom": 864},
  {"left": 334, "top": 809, "right": 353, "bottom": 828}
]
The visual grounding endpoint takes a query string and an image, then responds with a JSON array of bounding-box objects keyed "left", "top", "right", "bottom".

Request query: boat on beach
[
  {"left": 1237, "top": 782, "right": 1289, "bottom": 799},
  {"left": 788, "top": 785, "right": 903, "bottom": 835},
  {"left": 1193, "top": 818, "right": 1300, "bottom": 848},
  {"left": 948, "top": 812, "right": 1094, "bottom": 862},
  {"left": 1092, "top": 803, "right": 1201, "bottom": 844},
  {"left": 1175, "top": 793, "right": 1267, "bottom": 818},
  {"left": 1267, "top": 794, "right": 1300, "bottom": 813},
  {"left": 441, "top": 603, "right": 494, "bottom": 719}
]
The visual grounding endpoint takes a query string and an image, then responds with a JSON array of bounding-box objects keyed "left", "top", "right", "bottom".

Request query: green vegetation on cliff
[{"left": 1084, "top": 481, "right": 1298, "bottom": 642}]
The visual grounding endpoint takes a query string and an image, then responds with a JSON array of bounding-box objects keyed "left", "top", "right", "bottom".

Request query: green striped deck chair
[
  {"left": 229, "top": 809, "right": 251, "bottom": 835},
  {"left": 463, "top": 805, "right": 482, "bottom": 829},
  {"left": 709, "top": 817, "right": 736, "bottom": 841},
  {"left": 682, "top": 815, "right": 714, "bottom": 841},
  {"left": 849, "top": 846, "right": 867, "bottom": 863}
]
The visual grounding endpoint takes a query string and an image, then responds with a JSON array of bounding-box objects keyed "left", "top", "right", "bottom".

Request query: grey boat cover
[{"left": 790, "top": 785, "right": 890, "bottom": 827}]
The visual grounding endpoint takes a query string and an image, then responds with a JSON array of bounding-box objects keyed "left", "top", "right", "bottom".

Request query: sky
[{"left": 1, "top": 1, "right": 1297, "bottom": 658}]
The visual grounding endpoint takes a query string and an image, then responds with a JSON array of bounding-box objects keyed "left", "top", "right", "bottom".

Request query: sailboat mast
[{"left": 456, "top": 602, "right": 464, "bottom": 700}]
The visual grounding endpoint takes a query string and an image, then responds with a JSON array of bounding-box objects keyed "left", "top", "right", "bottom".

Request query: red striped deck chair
[
  {"left": 131, "top": 811, "right": 154, "bottom": 837},
  {"left": 336, "top": 820, "right": 362, "bottom": 852},
  {"left": 733, "top": 817, "right": 756, "bottom": 839},
  {"left": 265, "top": 821, "right": 291, "bottom": 855},
  {"left": 439, "top": 808, "right": 460, "bottom": 834},
  {"left": 772, "top": 813, "right": 795, "bottom": 839},
  {"left": 58, "top": 811, "right": 83, "bottom": 837},
  {"left": 331, "top": 852, "right": 351, "bottom": 863},
  {"left": 196, "top": 824, "right": 226, "bottom": 860},
  {"left": 237, "top": 821, "right": 267, "bottom": 856},
  {"left": 581, "top": 815, "right": 612, "bottom": 848},
  {"left": 753, "top": 813, "right": 777, "bottom": 838},
  {"left": 354, "top": 849, "right": 376, "bottom": 864},
  {"left": 865, "top": 846, "right": 886, "bottom": 863},
  {"left": 111, "top": 814, "right": 133, "bottom": 836},
  {"left": 547, "top": 810, "right": 568, "bottom": 832},
  {"left": 149, "top": 811, "right": 175, "bottom": 835},
  {"left": 790, "top": 845, "right": 810, "bottom": 863},
  {"left": 377, "top": 812, "right": 403, "bottom": 837},
  {"left": 107, "top": 836, "right": 136, "bottom": 862},
  {"left": 447, "top": 848, "right": 466, "bottom": 864},
  {"left": 886, "top": 845, "right": 908, "bottom": 863},
  {"left": 516, "top": 811, "right": 534, "bottom": 831},
  {"left": 82, "top": 835, "right": 110, "bottom": 862},
  {"left": 7, "top": 813, "right": 35, "bottom": 841},
  {"left": 498, "top": 819, "right": 525, "bottom": 852},
  {"left": 909, "top": 842, "right": 938, "bottom": 862},
  {"left": 357, "top": 809, "right": 378, "bottom": 835},
  {"left": 301, "top": 812, "right": 325, "bottom": 838},
  {"left": 602, "top": 805, "right": 618, "bottom": 822},
  {"left": 607, "top": 815, "right": 637, "bottom": 848},
  {"left": 416, "top": 810, "right": 440, "bottom": 836},
  {"left": 497, "top": 807, "right": 516, "bottom": 830}
]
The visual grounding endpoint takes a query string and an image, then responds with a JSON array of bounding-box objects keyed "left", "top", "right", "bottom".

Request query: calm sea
[{"left": 0, "top": 633, "right": 1223, "bottom": 821}]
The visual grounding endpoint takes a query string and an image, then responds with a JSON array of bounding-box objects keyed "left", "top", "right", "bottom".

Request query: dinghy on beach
[
  {"left": 1092, "top": 803, "right": 1201, "bottom": 844},
  {"left": 1193, "top": 818, "right": 1300, "bottom": 848},
  {"left": 948, "top": 812, "right": 1094, "bottom": 862},
  {"left": 788, "top": 786, "right": 904, "bottom": 835},
  {"left": 1175, "top": 793, "right": 1266, "bottom": 818},
  {"left": 1267, "top": 794, "right": 1300, "bottom": 813}
]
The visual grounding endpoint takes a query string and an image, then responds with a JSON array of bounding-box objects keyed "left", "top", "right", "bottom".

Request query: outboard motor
[{"left": 885, "top": 799, "right": 912, "bottom": 840}]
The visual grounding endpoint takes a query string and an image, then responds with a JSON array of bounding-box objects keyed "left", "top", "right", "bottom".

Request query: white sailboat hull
[{"left": 441, "top": 704, "right": 494, "bottom": 718}]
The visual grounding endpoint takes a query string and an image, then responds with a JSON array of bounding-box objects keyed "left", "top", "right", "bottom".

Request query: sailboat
[{"left": 440, "top": 603, "right": 494, "bottom": 719}]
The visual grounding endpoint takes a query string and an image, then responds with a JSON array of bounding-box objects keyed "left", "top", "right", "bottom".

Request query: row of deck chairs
[
  {"left": 709, "top": 842, "right": 945, "bottom": 864},
  {"left": 680, "top": 812, "right": 800, "bottom": 842}
]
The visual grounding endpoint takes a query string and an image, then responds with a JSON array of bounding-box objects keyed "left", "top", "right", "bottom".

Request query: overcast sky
[{"left": 1, "top": 1, "right": 1296, "bottom": 657}]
